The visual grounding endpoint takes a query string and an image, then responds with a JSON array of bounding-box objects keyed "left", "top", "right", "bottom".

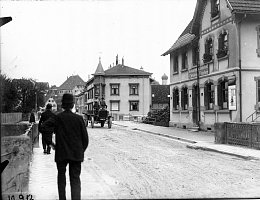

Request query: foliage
[
  {"left": 0, "top": 74, "right": 19, "bottom": 112},
  {"left": 144, "top": 106, "right": 170, "bottom": 124},
  {"left": 1, "top": 74, "right": 48, "bottom": 113}
]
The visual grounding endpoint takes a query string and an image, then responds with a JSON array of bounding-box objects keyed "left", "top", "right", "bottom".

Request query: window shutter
[
  {"left": 205, "top": 41, "right": 209, "bottom": 54},
  {"left": 218, "top": 35, "right": 223, "bottom": 50},
  {"left": 204, "top": 85, "right": 209, "bottom": 110},
  {"left": 181, "top": 89, "right": 184, "bottom": 109},
  {"left": 218, "top": 83, "right": 222, "bottom": 109}
]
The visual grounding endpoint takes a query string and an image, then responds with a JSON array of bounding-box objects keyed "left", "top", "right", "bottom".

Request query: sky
[{"left": 1, "top": 0, "right": 197, "bottom": 87}]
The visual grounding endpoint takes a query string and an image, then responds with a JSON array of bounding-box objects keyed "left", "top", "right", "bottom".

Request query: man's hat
[
  {"left": 46, "top": 103, "right": 52, "bottom": 109},
  {"left": 62, "top": 93, "right": 74, "bottom": 105}
]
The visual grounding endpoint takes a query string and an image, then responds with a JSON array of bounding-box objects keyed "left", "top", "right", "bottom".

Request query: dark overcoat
[
  {"left": 42, "top": 110, "right": 89, "bottom": 163},
  {"left": 39, "top": 109, "right": 55, "bottom": 132}
]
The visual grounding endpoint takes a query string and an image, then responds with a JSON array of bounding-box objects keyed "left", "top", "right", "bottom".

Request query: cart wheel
[
  {"left": 108, "top": 117, "right": 112, "bottom": 129},
  {"left": 101, "top": 121, "right": 105, "bottom": 127},
  {"left": 91, "top": 116, "right": 94, "bottom": 128}
]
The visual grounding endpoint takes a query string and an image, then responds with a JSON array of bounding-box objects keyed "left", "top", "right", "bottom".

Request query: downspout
[{"left": 236, "top": 13, "right": 247, "bottom": 122}]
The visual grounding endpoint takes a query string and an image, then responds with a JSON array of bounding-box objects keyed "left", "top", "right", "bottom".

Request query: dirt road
[{"left": 83, "top": 124, "right": 260, "bottom": 199}]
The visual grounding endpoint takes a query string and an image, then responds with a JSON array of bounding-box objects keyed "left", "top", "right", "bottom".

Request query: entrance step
[{"left": 188, "top": 126, "right": 199, "bottom": 132}]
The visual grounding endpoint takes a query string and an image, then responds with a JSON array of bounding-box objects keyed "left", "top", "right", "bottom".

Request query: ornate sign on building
[{"left": 188, "top": 65, "right": 209, "bottom": 79}]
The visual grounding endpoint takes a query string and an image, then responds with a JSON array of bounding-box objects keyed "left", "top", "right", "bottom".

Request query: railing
[
  {"left": 246, "top": 110, "right": 260, "bottom": 122},
  {"left": 226, "top": 122, "right": 260, "bottom": 150},
  {"left": 1, "top": 113, "right": 22, "bottom": 123}
]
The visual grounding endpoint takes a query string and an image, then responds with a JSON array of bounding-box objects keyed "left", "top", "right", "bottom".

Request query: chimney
[
  {"left": 140, "top": 66, "right": 143, "bottom": 70},
  {"left": 116, "top": 54, "right": 118, "bottom": 65},
  {"left": 88, "top": 75, "right": 90, "bottom": 80},
  {"left": 122, "top": 57, "right": 124, "bottom": 66}
]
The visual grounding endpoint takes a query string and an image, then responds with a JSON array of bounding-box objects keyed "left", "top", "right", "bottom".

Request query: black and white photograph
[{"left": 1, "top": 0, "right": 260, "bottom": 199}]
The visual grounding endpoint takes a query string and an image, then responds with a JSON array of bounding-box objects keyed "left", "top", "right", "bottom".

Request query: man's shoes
[
  {"left": 47, "top": 152, "right": 51, "bottom": 154},
  {"left": 43, "top": 150, "right": 47, "bottom": 154}
]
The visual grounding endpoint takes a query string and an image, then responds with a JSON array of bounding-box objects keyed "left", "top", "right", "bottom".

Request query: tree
[{"left": 0, "top": 74, "right": 19, "bottom": 113}]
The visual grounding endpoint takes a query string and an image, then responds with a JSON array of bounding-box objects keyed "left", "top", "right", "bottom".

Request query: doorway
[{"left": 192, "top": 84, "right": 199, "bottom": 125}]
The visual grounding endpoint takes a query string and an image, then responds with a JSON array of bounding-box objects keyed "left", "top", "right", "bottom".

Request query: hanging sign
[{"left": 228, "top": 85, "right": 236, "bottom": 110}]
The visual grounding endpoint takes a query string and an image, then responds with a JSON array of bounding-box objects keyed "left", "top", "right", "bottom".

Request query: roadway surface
[{"left": 29, "top": 122, "right": 260, "bottom": 199}]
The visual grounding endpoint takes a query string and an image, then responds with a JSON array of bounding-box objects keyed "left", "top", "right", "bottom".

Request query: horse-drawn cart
[{"left": 83, "top": 108, "right": 112, "bottom": 128}]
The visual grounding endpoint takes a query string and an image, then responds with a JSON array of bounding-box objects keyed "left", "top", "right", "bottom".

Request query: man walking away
[
  {"left": 42, "top": 93, "right": 89, "bottom": 200},
  {"left": 38, "top": 104, "right": 55, "bottom": 154}
]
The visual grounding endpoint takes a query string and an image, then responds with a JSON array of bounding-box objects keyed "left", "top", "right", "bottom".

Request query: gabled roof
[
  {"left": 59, "top": 75, "right": 85, "bottom": 90},
  {"left": 162, "top": 20, "right": 197, "bottom": 56},
  {"left": 104, "top": 64, "right": 152, "bottom": 76},
  {"left": 227, "top": 0, "right": 260, "bottom": 13}
]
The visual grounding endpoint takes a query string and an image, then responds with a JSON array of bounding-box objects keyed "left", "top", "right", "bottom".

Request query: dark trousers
[
  {"left": 42, "top": 133, "right": 52, "bottom": 153},
  {"left": 56, "top": 160, "right": 81, "bottom": 200}
]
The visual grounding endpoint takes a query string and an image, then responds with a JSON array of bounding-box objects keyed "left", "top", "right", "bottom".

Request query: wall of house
[
  {"left": 241, "top": 16, "right": 260, "bottom": 68},
  {"left": 242, "top": 71, "right": 260, "bottom": 121},
  {"left": 105, "top": 76, "right": 151, "bottom": 118}
]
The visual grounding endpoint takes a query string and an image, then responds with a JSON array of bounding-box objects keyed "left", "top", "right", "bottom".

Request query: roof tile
[
  {"left": 104, "top": 64, "right": 152, "bottom": 76},
  {"left": 59, "top": 75, "right": 85, "bottom": 90}
]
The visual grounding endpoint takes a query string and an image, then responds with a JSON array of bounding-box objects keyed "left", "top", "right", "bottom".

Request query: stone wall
[
  {"left": 1, "top": 122, "right": 39, "bottom": 198},
  {"left": 1, "top": 135, "right": 31, "bottom": 194}
]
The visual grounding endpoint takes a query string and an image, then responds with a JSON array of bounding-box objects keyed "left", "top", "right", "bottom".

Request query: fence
[
  {"left": 215, "top": 122, "right": 260, "bottom": 150},
  {"left": 1, "top": 113, "right": 22, "bottom": 123}
]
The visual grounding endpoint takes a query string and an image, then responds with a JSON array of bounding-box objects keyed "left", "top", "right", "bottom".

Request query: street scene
[
  {"left": 29, "top": 121, "right": 260, "bottom": 199},
  {"left": 2, "top": 0, "right": 260, "bottom": 200}
]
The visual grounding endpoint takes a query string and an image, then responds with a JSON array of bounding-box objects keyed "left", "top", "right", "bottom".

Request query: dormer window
[
  {"left": 203, "top": 37, "right": 213, "bottom": 63},
  {"left": 217, "top": 31, "right": 228, "bottom": 59},
  {"left": 211, "top": 0, "right": 220, "bottom": 19}
]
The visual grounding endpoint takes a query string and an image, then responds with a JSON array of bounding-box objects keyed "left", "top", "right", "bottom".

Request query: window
[
  {"left": 172, "top": 88, "right": 179, "bottom": 110},
  {"left": 129, "top": 84, "right": 139, "bottom": 95},
  {"left": 110, "top": 84, "right": 119, "bottom": 95},
  {"left": 218, "top": 79, "right": 228, "bottom": 109},
  {"left": 256, "top": 25, "right": 260, "bottom": 57},
  {"left": 95, "top": 85, "right": 100, "bottom": 97},
  {"left": 181, "top": 87, "right": 188, "bottom": 110},
  {"left": 211, "top": 0, "right": 220, "bottom": 19},
  {"left": 182, "top": 51, "right": 188, "bottom": 70},
  {"left": 129, "top": 101, "right": 139, "bottom": 111},
  {"left": 110, "top": 100, "right": 120, "bottom": 111},
  {"left": 203, "top": 37, "right": 213, "bottom": 63},
  {"left": 217, "top": 31, "right": 228, "bottom": 58},
  {"left": 204, "top": 82, "right": 215, "bottom": 110},
  {"left": 192, "top": 46, "right": 199, "bottom": 66},
  {"left": 173, "top": 55, "right": 179, "bottom": 73},
  {"left": 88, "top": 89, "right": 93, "bottom": 99}
]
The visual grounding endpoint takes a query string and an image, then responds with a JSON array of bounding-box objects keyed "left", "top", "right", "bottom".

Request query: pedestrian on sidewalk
[
  {"left": 29, "top": 109, "right": 36, "bottom": 124},
  {"left": 42, "top": 93, "right": 89, "bottom": 200},
  {"left": 38, "top": 104, "right": 55, "bottom": 154}
]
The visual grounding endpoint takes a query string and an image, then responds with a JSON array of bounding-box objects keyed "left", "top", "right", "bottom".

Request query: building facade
[
  {"left": 76, "top": 57, "right": 154, "bottom": 120},
  {"left": 163, "top": 0, "right": 260, "bottom": 130}
]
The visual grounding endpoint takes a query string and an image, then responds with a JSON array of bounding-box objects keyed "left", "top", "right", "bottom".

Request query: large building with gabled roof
[
  {"left": 75, "top": 56, "right": 155, "bottom": 120},
  {"left": 162, "top": 0, "right": 260, "bottom": 130}
]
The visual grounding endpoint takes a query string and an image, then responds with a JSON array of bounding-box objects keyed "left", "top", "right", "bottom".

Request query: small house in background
[{"left": 43, "top": 85, "right": 58, "bottom": 111}]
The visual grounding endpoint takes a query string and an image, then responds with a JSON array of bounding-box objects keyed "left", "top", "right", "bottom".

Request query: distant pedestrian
[
  {"left": 29, "top": 110, "right": 36, "bottom": 124},
  {"left": 38, "top": 104, "right": 55, "bottom": 154},
  {"left": 42, "top": 93, "right": 89, "bottom": 200}
]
